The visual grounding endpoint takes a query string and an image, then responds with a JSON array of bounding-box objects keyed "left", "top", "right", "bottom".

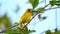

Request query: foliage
[
  {"left": 0, "top": 14, "right": 35, "bottom": 34},
  {"left": 0, "top": 0, "right": 60, "bottom": 34},
  {"left": 50, "top": 0, "right": 60, "bottom": 6},
  {"left": 45, "top": 30, "right": 51, "bottom": 34},
  {"left": 45, "top": 29, "right": 60, "bottom": 34},
  {"left": 29, "top": 0, "right": 39, "bottom": 9},
  {"left": 4, "top": 26, "right": 35, "bottom": 34},
  {"left": 0, "top": 13, "right": 12, "bottom": 28}
]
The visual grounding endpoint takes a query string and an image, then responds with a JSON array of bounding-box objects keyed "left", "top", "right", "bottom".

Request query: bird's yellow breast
[{"left": 19, "top": 9, "right": 32, "bottom": 24}]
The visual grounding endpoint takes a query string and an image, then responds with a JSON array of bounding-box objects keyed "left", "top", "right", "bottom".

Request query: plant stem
[
  {"left": 0, "top": 4, "right": 52, "bottom": 33},
  {"left": 45, "top": 7, "right": 60, "bottom": 11}
]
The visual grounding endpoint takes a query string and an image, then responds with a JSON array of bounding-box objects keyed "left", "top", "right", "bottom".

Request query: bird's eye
[{"left": 28, "top": 9, "right": 31, "bottom": 11}]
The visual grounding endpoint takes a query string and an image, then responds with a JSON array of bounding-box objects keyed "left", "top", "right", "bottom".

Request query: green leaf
[
  {"left": 2, "top": 13, "right": 12, "bottom": 28},
  {"left": 20, "top": 23, "right": 23, "bottom": 29},
  {"left": 50, "top": 1, "right": 56, "bottom": 6},
  {"left": 4, "top": 29, "right": 21, "bottom": 34},
  {"left": 3, "top": 18, "right": 12, "bottom": 28},
  {"left": 22, "top": 26, "right": 29, "bottom": 34},
  {"left": 32, "top": 0, "right": 39, "bottom": 9},
  {"left": 0, "top": 23, "right": 2, "bottom": 28},
  {"left": 55, "top": 1, "right": 60, "bottom": 6},
  {"left": 29, "top": 0, "right": 34, "bottom": 3},
  {"left": 45, "top": 30, "right": 51, "bottom": 34},
  {"left": 4, "top": 29, "right": 15, "bottom": 34},
  {"left": 29, "top": 0, "right": 39, "bottom": 9},
  {"left": 4, "top": 26, "right": 35, "bottom": 34},
  {"left": 19, "top": 26, "right": 35, "bottom": 34},
  {"left": 0, "top": 17, "right": 2, "bottom": 28},
  {"left": 50, "top": 0, "right": 56, "bottom": 6},
  {"left": 0, "top": 17, "right": 3, "bottom": 23},
  {"left": 50, "top": 0, "right": 60, "bottom": 6},
  {"left": 29, "top": 30, "right": 36, "bottom": 33}
]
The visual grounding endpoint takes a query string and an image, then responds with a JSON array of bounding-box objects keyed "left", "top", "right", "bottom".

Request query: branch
[
  {"left": 0, "top": 4, "right": 49, "bottom": 33},
  {"left": 20, "top": 5, "right": 60, "bottom": 34},
  {"left": 45, "top": 7, "right": 60, "bottom": 11},
  {"left": 20, "top": 4, "right": 50, "bottom": 30},
  {"left": 0, "top": 23, "right": 19, "bottom": 33},
  {"left": 0, "top": 3, "right": 59, "bottom": 33}
]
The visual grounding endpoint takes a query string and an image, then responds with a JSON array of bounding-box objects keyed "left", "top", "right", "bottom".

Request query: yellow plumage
[{"left": 19, "top": 8, "right": 32, "bottom": 24}]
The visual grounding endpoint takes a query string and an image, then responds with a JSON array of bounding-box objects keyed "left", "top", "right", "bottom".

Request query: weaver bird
[{"left": 19, "top": 8, "right": 32, "bottom": 28}]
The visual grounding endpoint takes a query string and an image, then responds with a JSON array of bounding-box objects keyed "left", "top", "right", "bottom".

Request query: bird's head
[{"left": 27, "top": 8, "right": 32, "bottom": 13}]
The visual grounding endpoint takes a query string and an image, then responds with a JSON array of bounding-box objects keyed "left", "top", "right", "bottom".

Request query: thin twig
[
  {"left": 0, "top": 4, "right": 50, "bottom": 33},
  {"left": 45, "top": 7, "right": 60, "bottom": 11},
  {"left": 0, "top": 3, "right": 60, "bottom": 33},
  {"left": 0, "top": 23, "right": 19, "bottom": 33},
  {"left": 20, "top": 4, "right": 50, "bottom": 31},
  {"left": 0, "top": 4, "right": 49, "bottom": 33}
]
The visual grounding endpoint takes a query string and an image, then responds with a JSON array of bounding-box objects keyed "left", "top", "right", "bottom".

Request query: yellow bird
[{"left": 19, "top": 8, "right": 32, "bottom": 28}]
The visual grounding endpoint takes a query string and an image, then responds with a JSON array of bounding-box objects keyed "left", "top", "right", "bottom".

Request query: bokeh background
[{"left": 0, "top": 0, "right": 60, "bottom": 34}]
